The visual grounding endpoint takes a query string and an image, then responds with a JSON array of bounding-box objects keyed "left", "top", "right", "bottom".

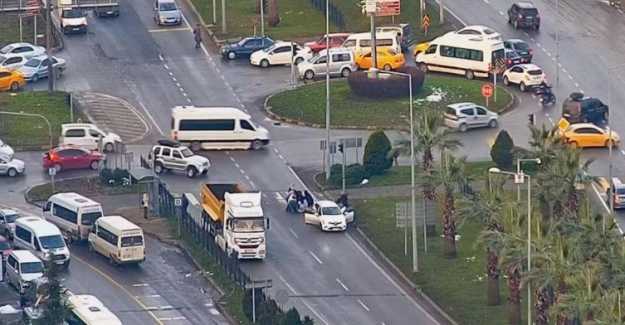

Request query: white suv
[
  {"left": 502, "top": 63, "right": 546, "bottom": 92},
  {"left": 444, "top": 102, "right": 499, "bottom": 132},
  {"left": 60, "top": 123, "right": 122, "bottom": 152},
  {"left": 147, "top": 140, "right": 210, "bottom": 178}
]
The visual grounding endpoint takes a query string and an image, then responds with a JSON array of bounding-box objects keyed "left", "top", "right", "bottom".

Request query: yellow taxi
[
  {"left": 413, "top": 40, "right": 430, "bottom": 57},
  {"left": 559, "top": 123, "right": 620, "bottom": 148},
  {"left": 355, "top": 48, "right": 405, "bottom": 70},
  {"left": 0, "top": 68, "right": 25, "bottom": 92}
]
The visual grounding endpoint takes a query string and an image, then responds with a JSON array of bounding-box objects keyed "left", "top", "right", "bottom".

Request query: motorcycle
[{"left": 535, "top": 84, "right": 556, "bottom": 107}]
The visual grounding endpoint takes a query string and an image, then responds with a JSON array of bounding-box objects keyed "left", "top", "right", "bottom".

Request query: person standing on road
[
  {"left": 193, "top": 24, "right": 202, "bottom": 49},
  {"left": 142, "top": 193, "right": 149, "bottom": 219}
]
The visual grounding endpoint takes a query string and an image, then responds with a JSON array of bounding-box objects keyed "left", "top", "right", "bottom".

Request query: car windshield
[
  {"left": 513, "top": 42, "right": 529, "bottom": 51},
  {"left": 81, "top": 212, "right": 102, "bottom": 226},
  {"left": 0, "top": 241, "right": 10, "bottom": 250},
  {"left": 0, "top": 45, "right": 13, "bottom": 54},
  {"left": 24, "top": 58, "right": 41, "bottom": 68},
  {"left": 0, "top": 55, "right": 6, "bottom": 63},
  {"left": 520, "top": 8, "right": 538, "bottom": 15},
  {"left": 321, "top": 206, "right": 341, "bottom": 215},
  {"left": 232, "top": 218, "right": 264, "bottom": 233},
  {"left": 617, "top": 188, "right": 625, "bottom": 195},
  {"left": 21, "top": 262, "right": 43, "bottom": 274},
  {"left": 121, "top": 235, "right": 144, "bottom": 247},
  {"left": 527, "top": 69, "right": 543, "bottom": 75},
  {"left": 4, "top": 213, "right": 18, "bottom": 223},
  {"left": 483, "top": 28, "right": 496, "bottom": 35},
  {"left": 159, "top": 2, "right": 177, "bottom": 10},
  {"left": 180, "top": 148, "right": 194, "bottom": 157},
  {"left": 263, "top": 44, "right": 277, "bottom": 52},
  {"left": 62, "top": 9, "right": 84, "bottom": 18},
  {"left": 39, "top": 235, "right": 65, "bottom": 249},
  {"left": 237, "top": 38, "right": 250, "bottom": 46}
]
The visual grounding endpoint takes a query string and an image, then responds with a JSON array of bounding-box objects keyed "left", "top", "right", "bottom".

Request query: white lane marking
[
  {"left": 158, "top": 54, "right": 164, "bottom": 61},
  {"left": 273, "top": 148, "right": 280, "bottom": 154},
  {"left": 186, "top": 98, "right": 192, "bottom": 103},
  {"left": 209, "top": 308, "right": 221, "bottom": 316},
  {"left": 346, "top": 233, "right": 441, "bottom": 324},
  {"left": 179, "top": 9, "right": 192, "bottom": 29},
  {"left": 249, "top": 180, "right": 257, "bottom": 189},
  {"left": 229, "top": 156, "right": 236, "bottom": 162},
  {"left": 204, "top": 302, "right": 214, "bottom": 307},
  {"left": 483, "top": 0, "right": 489, "bottom": 3},
  {"left": 591, "top": 183, "right": 624, "bottom": 235},
  {"left": 234, "top": 162, "right": 240, "bottom": 168},
  {"left": 278, "top": 275, "right": 330, "bottom": 325},
  {"left": 182, "top": 92, "right": 188, "bottom": 97},
  {"left": 536, "top": 42, "right": 541, "bottom": 47},
  {"left": 620, "top": 149, "right": 625, "bottom": 155},
  {"left": 178, "top": 87, "right": 184, "bottom": 92},
  {"left": 240, "top": 169, "right": 247, "bottom": 175},
  {"left": 558, "top": 63, "right": 562, "bottom": 68},
  {"left": 136, "top": 294, "right": 161, "bottom": 298},
  {"left": 335, "top": 278, "right": 349, "bottom": 291},
  {"left": 278, "top": 154, "right": 285, "bottom": 160},
  {"left": 168, "top": 72, "right": 174, "bottom": 76},
  {"left": 530, "top": 37, "right": 535, "bottom": 41},
  {"left": 551, "top": 57, "right": 556, "bottom": 62},
  {"left": 138, "top": 101, "right": 165, "bottom": 136},
  {"left": 545, "top": 51, "right": 551, "bottom": 57},
  {"left": 244, "top": 175, "right": 251, "bottom": 180},
  {"left": 498, "top": 10, "right": 504, "bottom": 15},
  {"left": 172, "top": 77, "right": 177, "bottom": 82},
  {"left": 164, "top": 64, "right": 169, "bottom": 70},
  {"left": 274, "top": 192, "right": 284, "bottom": 201},
  {"left": 175, "top": 82, "right": 181, "bottom": 87},
  {"left": 309, "top": 251, "right": 324, "bottom": 264},
  {"left": 159, "top": 316, "right": 187, "bottom": 321},
  {"left": 289, "top": 228, "right": 299, "bottom": 239},
  {"left": 562, "top": 68, "right": 568, "bottom": 73},
  {"left": 357, "top": 299, "right": 371, "bottom": 312},
  {"left": 548, "top": 117, "right": 554, "bottom": 124},
  {"left": 132, "top": 283, "right": 149, "bottom": 287},
  {"left": 580, "top": 89, "right": 585, "bottom": 93},
  {"left": 568, "top": 74, "right": 574, "bottom": 80},
  {"left": 160, "top": 305, "right": 174, "bottom": 310},
  {"left": 574, "top": 82, "right": 579, "bottom": 88}
]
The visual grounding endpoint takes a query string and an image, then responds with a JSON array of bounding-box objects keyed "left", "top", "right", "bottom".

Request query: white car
[
  {"left": 0, "top": 209, "right": 20, "bottom": 238},
  {"left": 502, "top": 63, "right": 546, "bottom": 92},
  {"left": 455, "top": 25, "right": 502, "bottom": 41},
  {"left": 0, "top": 54, "right": 27, "bottom": 70},
  {"left": 250, "top": 41, "right": 303, "bottom": 68},
  {"left": 0, "top": 42, "right": 46, "bottom": 59},
  {"left": 293, "top": 47, "right": 315, "bottom": 65},
  {"left": 304, "top": 200, "right": 354, "bottom": 232},
  {"left": 0, "top": 155, "right": 24, "bottom": 177},
  {"left": 0, "top": 139, "right": 14, "bottom": 158},
  {"left": 60, "top": 123, "right": 122, "bottom": 152},
  {"left": 18, "top": 55, "right": 66, "bottom": 82}
]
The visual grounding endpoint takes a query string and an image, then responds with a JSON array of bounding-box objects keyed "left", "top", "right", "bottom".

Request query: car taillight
[
  {"left": 507, "top": 59, "right": 512, "bottom": 65},
  {"left": 528, "top": 49, "right": 533, "bottom": 55}
]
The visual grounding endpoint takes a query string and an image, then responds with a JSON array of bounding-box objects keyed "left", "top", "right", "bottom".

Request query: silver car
[
  {"left": 297, "top": 48, "right": 357, "bottom": 80},
  {"left": 154, "top": 0, "right": 182, "bottom": 25},
  {"left": 0, "top": 155, "right": 24, "bottom": 177},
  {"left": 0, "top": 209, "right": 20, "bottom": 238},
  {"left": 18, "top": 55, "right": 66, "bottom": 82},
  {"left": 444, "top": 102, "right": 499, "bottom": 132}
]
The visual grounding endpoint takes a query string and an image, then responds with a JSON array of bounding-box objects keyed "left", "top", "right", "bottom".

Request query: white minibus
[
  {"left": 43, "top": 192, "right": 103, "bottom": 242},
  {"left": 88, "top": 216, "right": 145, "bottom": 265},
  {"left": 65, "top": 294, "right": 122, "bottom": 325},
  {"left": 415, "top": 31, "right": 505, "bottom": 79},
  {"left": 171, "top": 106, "right": 270, "bottom": 151},
  {"left": 342, "top": 32, "right": 401, "bottom": 56},
  {"left": 14, "top": 217, "right": 71, "bottom": 268}
]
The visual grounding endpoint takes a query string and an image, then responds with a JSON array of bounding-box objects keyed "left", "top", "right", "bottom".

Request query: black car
[
  {"left": 504, "top": 39, "right": 532, "bottom": 63},
  {"left": 504, "top": 48, "right": 523, "bottom": 68},
  {"left": 562, "top": 92, "right": 609, "bottom": 125},
  {"left": 508, "top": 2, "right": 540, "bottom": 30},
  {"left": 220, "top": 36, "right": 274, "bottom": 60}
]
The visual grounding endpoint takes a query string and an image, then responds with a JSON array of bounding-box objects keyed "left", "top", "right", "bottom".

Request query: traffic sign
[
  {"left": 558, "top": 118, "right": 570, "bottom": 130},
  {"left": 481, "top": 83, "right": 493, "bottom": 98},
  {"left": 376, "top": 0, "right": 400, "bottom": 16},
  {"left": 48, "top": 167, "right": 56, "bottom": 176},
  {"left": 422, "top": 14, "right": 431, "bottom": 35}
]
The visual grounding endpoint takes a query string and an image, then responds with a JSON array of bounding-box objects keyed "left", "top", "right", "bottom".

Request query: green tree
[
  {"left": 490, "top": 129, "right": 514, "bottom": 170},
  {"left": 281, "top": 307, "right": 302, "bottom": 325},
  {"left": 363, "top": 130, "right": 393, "bottom": 176},
  {"left": 37, "top": 262, "right": 69, "bottom": 325}
]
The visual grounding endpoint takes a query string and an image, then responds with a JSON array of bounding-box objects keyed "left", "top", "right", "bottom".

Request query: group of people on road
[{"left": 286, "top": 187, "right": 314, "bottom": 213}]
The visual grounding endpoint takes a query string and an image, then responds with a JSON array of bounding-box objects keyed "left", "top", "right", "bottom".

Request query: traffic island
[{"left": 265, "top": 75, "right": 514, "bottom": 130}]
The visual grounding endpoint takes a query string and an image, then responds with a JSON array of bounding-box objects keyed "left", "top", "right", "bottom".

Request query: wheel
[
  {"left": 260, "top": 59, "right": 269, "bottom": 68},
  {"left": 90, "top": 160, "right": 99, "bottom": 170},
  {"left": 295, "top": 57, "right": 304, "bottom": 65},
  {"left": 53, "top": 164, "right": 62, "bottom": 172},
  {"left": 104, "top": 142, "right": 114, "bottom": 152},
  {"left": 465, "top": 70, "right": 474, "bottom": 80},
  {"left": 341, "top": 68, "right": 351, "bottom": 78},
  {"left": 488, "top": 119, "right": 498, "bottom": 128},
  {"left": 459, "top": 123, "right": 468, "bottom": 132},
  {"left": 383, "top": 64, "right": 392, "bottom": 71},
  {"left": 227, "top": 52, "right": 236, "bottom": 60},
  {"left": 513, "top": 20, "right": 519, "bottom": 29},
  {"left": 250, "top": 139, "right": 263, "bottom": 150},
  {"left": 186, "top": 166, "right": 198, "bottom": 178},
  {"left": 9, "top": 82, "right": 19, "bottom": 91},
  {"left": 32, "top": 74, "right": 39, "bottom": 82},
  {"left": 503, "top": 76, "right": 510, "bottom": 86},
  {"left": 519, "top": 82, "right": 527, "bottom": 92},
  {"left": 7, "top": 168, "right": 17, "bottom": 177},
  {"left": 418, "top": 63, "right": 428, "bottom": 73},
  {"left": 304, "top": 70, "right": 315, "bottom": 80},
  {"left": 191, "top": 141, "right": 201, "bottom": 152},
  {"left": 154, "top": 163, "right": 164, "bottom": 174}
]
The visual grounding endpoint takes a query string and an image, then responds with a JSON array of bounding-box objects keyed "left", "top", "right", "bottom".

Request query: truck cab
[
  {"left": 304, "top": 200, "right": 353, "bottom": 232},
  {"left": 611, "top": 178, "right": 625, "bottom": 209},
  {"left": 60, "top": 7, "right": 88, "bottom": 34}
]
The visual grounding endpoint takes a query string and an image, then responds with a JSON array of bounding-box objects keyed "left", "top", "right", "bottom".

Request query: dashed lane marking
[
  {"left": 132, "top": 283, "right": 149, "bottom": 287},
  {"left": 148, "top": 27, "right": 192, "bottom": 33},
  {"left": 289, "top": 228, "right": 299, "bottom": 239},
  {"left": 138, "top": 100, "right": 165, "bottom": 136},
  {"left": 336, "top": 278, "right": 349, "bottom": 291},
  {"left": 209, "top": 308, "right": 221, "bottom": 316},
  {"left": 357, "top": 299, "right": 371, "bottom": 312},
  {"left": 163, "top": 64, "right": 169, "bottom": 70},
  {"left": 620, "top": 150, "right": 625, "bottom": 155},
  {"left": 172, "top": 77, "right": 177, "bottom": 82},
  {"left": 136, "top": 294, "right": 161, "bottom": 298},
  {"left": 574, "top": 82, "right": 579, "bottom": 88},
  {"left": 309, "top": 251, "right": 324, "bottom": 264},
  {"left": 158, "top": 54, "right": 164, "bottom": 61},
  {"left": 244, "top": 174, "right": 251, "bottom": 180},
  {"left": 498, "top": 10, "right": 504, "bottom": 15},
  {"left": 568, "top": 74, "right": 574, "bottom": 80},
  {"left": 175, "top": 82, "right": 181, "bottom": 87},
  {"left": 186, "top": 98, "right": 192, "bottom": 103},
  {"left": 278, "top": 275, "right": 330, "bottom": 325},
  {"left": 158, "top": 317, "right": 187, "bottom": 321},
  {"left": 562, "top": 68, "right": 568, "bottom": 73},
  {"left": 233, "top": 162, "right": 240, "bottom": 168},
  {"left": 249, "top": 180, "right": 257, "bottom": 189}
]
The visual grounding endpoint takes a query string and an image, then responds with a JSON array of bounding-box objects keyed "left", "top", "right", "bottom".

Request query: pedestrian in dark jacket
[
  {"left": 193, "top": 24, "right": 202, "bottom": 48},
  {"left": 304, "top": 190, "right": 314, "bottom": 208}
]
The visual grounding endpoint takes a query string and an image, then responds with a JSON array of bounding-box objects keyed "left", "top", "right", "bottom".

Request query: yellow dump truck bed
[{"left": 200, "top": 183, "right": 245, "bottom": 223}]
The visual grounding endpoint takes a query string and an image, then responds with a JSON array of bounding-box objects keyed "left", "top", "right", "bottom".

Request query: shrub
[
  {"left": 99, "top": 168, "right": 130, "bottom": 186},
  {"left": 329, "top": 164, "right": 366, "bottom": 186},
  {"left": 363, "top": 130, "right": 392, "bottom": 176},
  {"left": 347, "top": 66, "right": 425, "bottom": 98},
  {"left": 99, "top": 168, "right": 113, "bottom": 183},
  {"left": 490, "top": 130, "right": 514, "bottom": 170}
]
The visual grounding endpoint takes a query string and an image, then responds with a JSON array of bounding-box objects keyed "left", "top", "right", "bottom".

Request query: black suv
[
  {"left": 508, "top": 2, "right": 540, "bottom": 30},
  {"left": 562, "top": 92, "right": 609, "bottom": 125}
]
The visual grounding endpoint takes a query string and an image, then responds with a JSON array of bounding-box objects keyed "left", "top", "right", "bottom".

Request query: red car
[
  {"left": 305, "top": 33, "right": 350, "bottom": 53},
  {"left": 0, "top": 235, "right": 11, "bottom": 260},
  {"left": 43, "top": 146, "right": 104, "bottom": 172}
]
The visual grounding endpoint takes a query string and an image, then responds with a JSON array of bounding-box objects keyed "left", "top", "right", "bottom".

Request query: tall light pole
[
  {"left": 45, "top": 0, "right": 54, "bottom": 93},
  {"left": 324, "top": 0, "right": 331, "bottom": 180},
  {"left": 555, "top": 0, "right": 560, "bottom": 87},
  {"left": 260, "top": 0, "right": 264, "bottom": 36},
  {"left": 516, "top": 158, "right": 541, "bottom": 201},
  {"left": 606, "top": 63, "right": 625, "bottom": 221},
  {"left": 489, "top": 167, "right": 532, "bottom": 325},
  {"left": 382, "top": 70, "right": 418, "bottom": 270}
]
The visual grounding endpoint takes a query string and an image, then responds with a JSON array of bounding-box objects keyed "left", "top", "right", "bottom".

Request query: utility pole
[
  {"left": 439, "top": 0, "right": 444, "bottom": 24},
  {"left": 555, "top": 0, "right": 560, "bottom": 87},
  {"left": 212, "top": 0, "right": 217, "bottom": 24},
  {"left": 45, "top": 0, "right": 54, "bottom": 93},
  {"left": 260, "top": 0, "right": 264, "bottom": 36},
  {"left": 370, "top": 15, "right": 377, "bottom": 70},
  {"left": 324, "top": 0, "right": 331, "bottom": 180},
  {"left": 221, "top": 0, "right": 226, "bottom": 34}
]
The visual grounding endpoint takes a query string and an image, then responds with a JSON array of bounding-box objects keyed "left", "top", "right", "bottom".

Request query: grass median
[
  {"left": 0, "top": 14, "right": 44, "bottom": 46},
  {"left": 268, "top": 76, "right": 513, "bottom": 129}
]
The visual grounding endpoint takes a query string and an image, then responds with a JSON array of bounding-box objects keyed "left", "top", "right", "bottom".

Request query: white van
[
  {"left": 43, "top": 193, "right": 103, "bottom": 242},
  {"left": 14, "top": 217, "right": 71, "bottom": 268},
  {"left": 59, "top": 123, "right": 122, "bottom": 153},
  {"left": 65, "top": 294, "right": 122, "bottom": 325},
  {"left": 88, "top": 216, "right": 145, "bottom": 265},
  {"left": 415, "top": 31, "right": 505, "bottom": 79},
  {"left": 5, "top": 250, "right": 44, "bottom": 293},
  {"left": 342, "top": 32, "right": 401, "bottom": 56},
  {"left": 171, "top": 106, "right": 270, "bottom": 151}
]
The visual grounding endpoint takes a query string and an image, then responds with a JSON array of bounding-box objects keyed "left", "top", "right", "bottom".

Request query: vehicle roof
[
  {"left": 62, "top": 123, "right": 98, "bottom": 130},
  {"left": 515, "top": 63, "right": 541, "bottom": 70},
  {"left": 505, "top": 38, "right": 527, "bottom": 44},
  {"left": 68, "top": 295, "right": 122, "bottom": 325},
  {"left": 346, "top": 31, "right": 400, "bottom": 39},
  {"left": 3, "top": 42, "right": 35, "bottom": 48},
  {"left": 97, "top": 216, "right": 141, "bottom": 232},
  {"left": 49, "top": 192, "right": 102, "bottom": 209},
  {"left": 317, "top": 200, "right": 339, "bottom": 208},
  {"left": 270, "top": 41, "right": 300, "bottom": 47},
  {"left": 324, "top": 33, "right": 350, "bottom": 37},
  {"left": 29, "top": 54, "right": 56, "bottom": 61},
  {"left": 172, "top": 106, "right": 251, "bottom": 120},
  {"left": 11, "top": 250, "right": 42, "bottom": 263},
  {"left": 515, "top": 2, "right": 537, "bottom": 8},
  {"left": 458, "top": 25, "right": 498, "bottom": 33},
  {"left": 567, "top": 123, "right": 602, "bottom": 130},
  {"left": 225, "top": 192, "right": 263, "bottom": 217},
  {"left": 51, "top": 145, "right": 89, "bottom": 153},
  {"left": 16, "top": 217, "right": 62, "bottom": 236},
  {"left": 0, "top": 209, "right": 18, "bottom": 216},
  {"left": 448, "top": 102, "right": 478, "bottom": 109},
  {"left": 317, "top": 47, "right": 353, "bottom": 56},
  {"left": 435, "top": 31, "right": 503, "bottom": 47}
]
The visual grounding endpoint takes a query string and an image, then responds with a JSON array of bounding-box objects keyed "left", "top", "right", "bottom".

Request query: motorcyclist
[{"left": 535, "top": 81, "right": 555, "bottom": 105}]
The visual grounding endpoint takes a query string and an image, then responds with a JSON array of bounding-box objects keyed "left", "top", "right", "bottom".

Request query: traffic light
[
  {"left": 338, "top": 143, "right": 344, "bottom": 153},
  {"left": 528, "top": 113, "right": 535, "bottom": 126}
]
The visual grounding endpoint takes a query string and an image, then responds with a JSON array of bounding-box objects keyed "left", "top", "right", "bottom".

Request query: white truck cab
[
  {"left": 60, "top": 123, "right": 122, "bottom": 152},
  {"left": 304, "top": 200, "right": 354, "bottom": 232}
]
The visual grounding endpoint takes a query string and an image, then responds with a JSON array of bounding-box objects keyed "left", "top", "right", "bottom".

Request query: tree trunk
[
  {"left": 267, "top": 0, "right": 280, "bottom": 27},
  {"left": 442, "top": 190, "right": 456, "bottom": 258},
  {"left": 507, "top": 265, "right": 522, "bottom": 325},
  {"left": 486, "top": 249, "right": 501, "bottom": 305}
]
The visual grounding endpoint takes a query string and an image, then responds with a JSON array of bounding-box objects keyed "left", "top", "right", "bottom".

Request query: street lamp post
[
  {"left": 489, "top": 167, "right": 532, "bottom": 325},
  {"left": 324, "top": 0, "right": 331, "bottom": 180},
  {"left": 516, "top": 158, "right": 541, "bottom": 201},
  {"left": 607, "top": 63, "right": 625, "bottom": 222},
  {"left": 381, "top": 70, "right": 418, "bottom": 269},
  {"left": 555, "top": 0, "right": 560, "bottom": 87}
]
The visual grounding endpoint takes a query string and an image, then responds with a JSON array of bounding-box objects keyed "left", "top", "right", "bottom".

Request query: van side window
[
  {"left": 240, "top": 120, "right": 255, "bottom": 131},
  {"left": 161, "top": 148, "right": 171, "bottom": 156},
  {"left": 316, "top": 56, "right": 327, "bottom": 64},
  {"left": 342, "top": 40, "right": 356, "bottom": 48},
  {"left": 178, "top": 119, "right": 235, "bottom": 131},
  {"left": 98, "top": 227, "right": 119, "bottom": 246},
  {"left": 440, "top": 46, "right": 454, "bottom": 58},
  {"left": 34, "top": 239, "right": 40, "bottom": 251},
  {"left": 89, "top": 130, "right": 100, "bottom": 138},
  {"left": 7, "top": 255, "right": 16, "bottom": 268},
  {"left": 44, "top": 201, "right": 52, "bottom": 212},
  {"left": 15, "top": 225, "right": 32, "bottom": 244},
  {"left": 53, "top": 204, "right": 78, "bottom": 224},
  {"left": 425, "top": 45, "right": 437, "bottom": 54},
  {"left": 65, "top": 129, "right": 85, "bottom": 138},
  {"left": 332, "top": 53, "right": 350, "bottom": 62},
  {"left": 172, "top": 150, "right": 182, "bottom": 159}
]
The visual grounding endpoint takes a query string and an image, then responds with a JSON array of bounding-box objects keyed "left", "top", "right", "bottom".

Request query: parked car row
[{"left": 0, "top": 42, "right": 67, "bottom": 91}]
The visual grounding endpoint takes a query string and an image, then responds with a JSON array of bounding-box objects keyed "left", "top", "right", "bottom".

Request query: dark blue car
[{"left": 221, "top": 37, "right": 274, "bottom": 60}]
